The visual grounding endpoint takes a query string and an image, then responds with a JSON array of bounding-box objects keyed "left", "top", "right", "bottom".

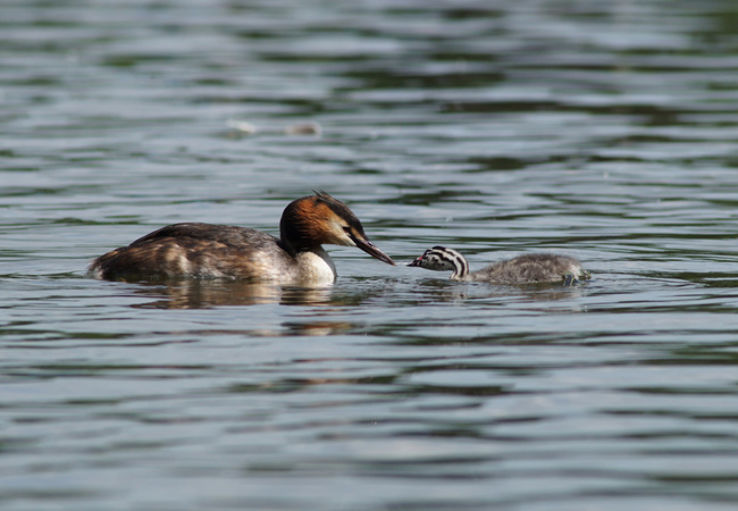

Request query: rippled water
[{"left": 2, "top": 1, "right": 738, "bottom": 509}]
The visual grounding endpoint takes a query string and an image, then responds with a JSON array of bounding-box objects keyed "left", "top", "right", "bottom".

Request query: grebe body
[
  {"left": 409, "top": 246, "right": 589, "bottom": 286},
  {"left": 89, "top": 192, "right": 394, "bottom": 285}
]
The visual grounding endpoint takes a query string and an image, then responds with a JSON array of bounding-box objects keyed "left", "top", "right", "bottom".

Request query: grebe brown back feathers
[
  {"left": 409, "top": 246, "right": 589, "bottom": 285},
  {"left": 89, "top": 192, "right": 395, "bottom": 285}
]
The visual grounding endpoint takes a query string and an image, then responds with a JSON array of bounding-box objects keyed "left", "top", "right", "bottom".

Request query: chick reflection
[
  {"left": 131, "top": 279, "right": 333, "bottom": 309},
  {"left": 413, "top": 278, "right": 586, "bottom": 305}
]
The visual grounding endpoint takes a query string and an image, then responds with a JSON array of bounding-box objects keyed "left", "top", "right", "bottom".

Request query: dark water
[{"left": 2, "top": 1, "right": 738, "bottom": 509}]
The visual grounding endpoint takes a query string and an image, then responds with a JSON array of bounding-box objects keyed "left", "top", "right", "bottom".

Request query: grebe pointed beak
[
  {"left": 407, "top": 257, "right": 422, "bottom": 267},
  {"left": 350, "top": 234, "right": 395, "bottom": 265}
]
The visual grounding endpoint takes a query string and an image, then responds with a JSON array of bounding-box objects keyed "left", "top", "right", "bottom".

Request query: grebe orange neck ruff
[{"left": 89, "top": 192, "right": 395, "bottom": 285}]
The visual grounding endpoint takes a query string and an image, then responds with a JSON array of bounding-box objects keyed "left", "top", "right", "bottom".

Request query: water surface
[{"left": 2, "top": 1, "right": 738, "bottom": 509}]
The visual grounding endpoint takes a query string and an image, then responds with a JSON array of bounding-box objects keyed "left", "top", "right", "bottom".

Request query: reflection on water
[
  {"left": 121, "top": 274, "right": 590, "bottom": 310},
  {"left": 129, "top": 279, "right": 335, "bottom": 309},
  {"left": 409, "top": 277, "right": 590, "bottom": 307}
]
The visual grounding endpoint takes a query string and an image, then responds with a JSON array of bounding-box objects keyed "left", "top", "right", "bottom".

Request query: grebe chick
[
  {"left": 89, "top": 192, "right": 395, "bottom": 285},
  {"left": 408, "top": 246, "right": 590, "bottom": 286}
]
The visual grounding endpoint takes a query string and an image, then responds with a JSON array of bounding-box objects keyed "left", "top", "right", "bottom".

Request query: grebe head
[
  {"left": 408, "top": 246, "right": 469, "bottom": 279},
  {"left": 280, "top": 191, "right": 395, "bottom": 265}
]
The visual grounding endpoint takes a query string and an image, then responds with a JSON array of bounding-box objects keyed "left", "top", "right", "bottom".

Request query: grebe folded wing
[{"left": 127, "top": 223, "right": 278, "bottom": 248}]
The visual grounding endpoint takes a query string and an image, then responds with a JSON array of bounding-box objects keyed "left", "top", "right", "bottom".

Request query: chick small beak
[
  {"left": 351, "top": 234, "right": 395, "bottom": 265},
  {"left": 407, "top": 257, "right": 422, "bottom": 267}
]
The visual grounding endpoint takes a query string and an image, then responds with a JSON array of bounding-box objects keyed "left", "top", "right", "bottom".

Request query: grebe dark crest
[
  {"left": 408, "top": 246, "right": 590, "bottom": 286},
  {"left": 89, "top": 192, "right": 395, "bottom": 285}
]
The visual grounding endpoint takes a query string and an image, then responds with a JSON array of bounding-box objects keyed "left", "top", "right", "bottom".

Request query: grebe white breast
[
  {"left": 408, "top": 246, "right": 590, "bottom": 286},
  {"left": 89, "top": 192, "right": 395, "bottom": 285}
]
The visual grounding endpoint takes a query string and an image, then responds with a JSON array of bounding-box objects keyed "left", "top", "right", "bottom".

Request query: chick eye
[{"left": 342, "top": 226, "right": 351, "bottom": 233}]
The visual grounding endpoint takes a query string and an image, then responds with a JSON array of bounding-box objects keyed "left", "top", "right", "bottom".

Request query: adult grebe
[
  {"left": 408, "top": 246, "right": 590, "bottom": 286},
  {"left": 89, "top": 192, "right": 395, "bottom": 284}
]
